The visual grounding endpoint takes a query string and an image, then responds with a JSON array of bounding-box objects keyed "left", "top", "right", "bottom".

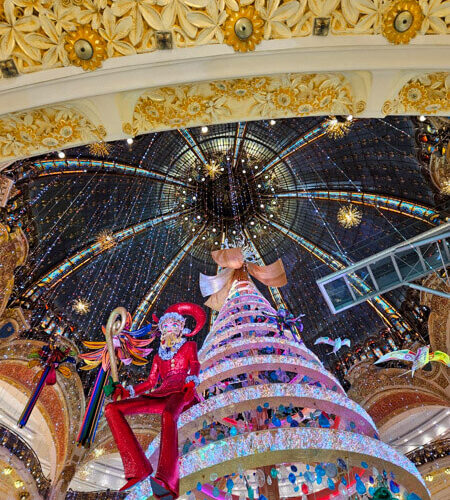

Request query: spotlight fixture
[
  {"left": 58, "top": 151, "right": 65, "bottom": 159},
  {"left": 419, "top": 115, "right": 426, "bottom": 122},
  {"left": 0, "top": 58, "right": 19, "bottom": 78},
  {"left": 126, "top": 137, "right": 134, "bottom": 145},
  {"left": 269, "top": 119, "right": 276, "bottom": 125},
  {"left": 201, "top": 126, "right": 209, "bottom": 133},
  {"left": 155, "top": 31, "right": 173, "bottom": 50},
  {"left": 346, "top": 115, "right": 353, "bottom": 121}
]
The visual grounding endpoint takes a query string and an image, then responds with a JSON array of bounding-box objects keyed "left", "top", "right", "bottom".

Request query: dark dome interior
[{"left": 7, "top": 116, "right": 448, "bottom": 384}]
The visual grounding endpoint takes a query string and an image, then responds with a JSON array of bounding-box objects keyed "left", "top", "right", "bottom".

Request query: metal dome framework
[{"left": 7, "top": 116, "right": 448, "bottom": 381}]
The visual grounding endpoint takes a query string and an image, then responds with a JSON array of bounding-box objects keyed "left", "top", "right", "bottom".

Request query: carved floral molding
[
  {"left": 0, "top": 0, "right": 448, "bottom": 75},
  {"left": 122, "top": 72, "right": 366, "bottom": 135},
  {"left": 0, "top": 104, "right": 105, "bottom": 160},
  {"left": 383, "top": 72, "right": 450, "bottom": 115}
]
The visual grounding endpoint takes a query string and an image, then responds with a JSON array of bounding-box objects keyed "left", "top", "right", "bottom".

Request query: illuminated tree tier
[{"left": 127, "top": 279, "right": 428, "bottom": 500}]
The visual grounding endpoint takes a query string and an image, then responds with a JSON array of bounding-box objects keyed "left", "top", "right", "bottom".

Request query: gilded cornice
[{"left": 0, "top": 0, "right": 448, "bottom": 76}]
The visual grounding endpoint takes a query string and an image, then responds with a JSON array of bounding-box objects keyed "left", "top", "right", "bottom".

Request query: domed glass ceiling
[{"left": 7, "top": 116, "right": 446, "bottom": 378}]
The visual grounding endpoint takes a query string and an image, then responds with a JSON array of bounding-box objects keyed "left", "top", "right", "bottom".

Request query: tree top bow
[{"left": 200, "top": 246, "right": 287, "bottom": 310}]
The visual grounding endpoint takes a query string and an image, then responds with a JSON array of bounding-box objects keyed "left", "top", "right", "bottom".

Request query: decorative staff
[
  {"left": 77, "top": 310, "right": 154, "bottom": 447},
  {"left": 18, "top": 342, "right": 76, "bottom": 428}
]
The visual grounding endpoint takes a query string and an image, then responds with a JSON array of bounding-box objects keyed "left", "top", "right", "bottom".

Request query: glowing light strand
[
  {"left": 24, "top": 211, "right": 187, "bottom": 297},
  {"left": 272, "top": 190, "right": 443, "bottom": 225},
  {"left": 266, "top": 218, "right": 409, "bottom": 333},
  {"left": 132, "top": 226, "right": 206, "bottom": 328}
]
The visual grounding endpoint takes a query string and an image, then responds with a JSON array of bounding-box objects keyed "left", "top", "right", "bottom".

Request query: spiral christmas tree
[{"left": 127, "top": 278, "right": 428, "bottom": 500}]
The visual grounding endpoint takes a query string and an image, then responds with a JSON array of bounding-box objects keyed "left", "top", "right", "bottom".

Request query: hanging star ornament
[
  {"left": 73, "top": 298, "right": 91, "bottom": 315},
  {"left": 374, "top": 345, "right": 450, "bottom": 377},
  {"left": 337, "top": 204, "right": 362, "bottom": 228},
  {"left": 205, "top": 160, "right": 221, "bottom": 179},
  {"left": 96, "top": 229, "right": 115, "bottom": 249},
  {"left": 88, "top": 142, "right": 111, "bottom": 157},
  {"left": 325, "top": 117, "right": 352, "bottom": 139}
]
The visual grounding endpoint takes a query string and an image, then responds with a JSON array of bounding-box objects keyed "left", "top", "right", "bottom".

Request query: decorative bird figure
[
  {"left": 374, "top": 346, "right": 449, "bottom": 377},
  {"left": 314, "top": 336, "right": 351, "bottom": 354}
]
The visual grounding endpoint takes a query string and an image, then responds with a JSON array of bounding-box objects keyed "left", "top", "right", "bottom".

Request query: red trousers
[{"left": 105, "top": 392, "right": 189, "bottom": 496}]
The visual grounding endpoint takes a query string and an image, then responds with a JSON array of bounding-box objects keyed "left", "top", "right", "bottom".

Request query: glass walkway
[{"left": 317, "top": 223, "right": 450, "bottom": 314}]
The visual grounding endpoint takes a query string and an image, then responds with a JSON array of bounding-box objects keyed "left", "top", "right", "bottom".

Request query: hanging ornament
[
  {"left": 337, "top": 204, "right": 362, "bottom": 228},
  {"left": 325, "top": 117, "right": 352, "bottom": 139},
  {"left": 96, "top": 229, "right": 115, "bottom": 249},
  {"left": 72, "top": 298, "right": 91, "bottom": 315},
  {"left": 263, "top": 307, "right": 305, "bottom": 343},
  {"left": 88, "top": 142, "right": 111, "bottom": 157},
  {"left": 374, "top": 345, "right": 449, "bottom": 377}
]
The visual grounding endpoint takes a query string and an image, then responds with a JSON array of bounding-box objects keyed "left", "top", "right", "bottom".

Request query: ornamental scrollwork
[{"left": 0, "top": 0, "right": 448, "bottom": 74}]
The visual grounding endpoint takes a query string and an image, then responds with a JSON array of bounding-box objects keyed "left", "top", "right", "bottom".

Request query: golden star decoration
[
  {"left": 382, "top": 0, "right": 424, "bottom": 45},
  {"left": 337, "top": 205, "right": 362, "bottom": 228},
  {"left": 72, "top": 298, "right": 91, "bottom": 315},
  {"left": 88, "top": 141, "right": 111, "bottom": 157},
  {"left": 325, "top": 117, "right": 352, "bottom": 139},
  {"left": 224, "top": 7, "right": 264, "bottom": 52},
  {"left": 96, "top": 229, "right": 115, "bottom": 248},
  {"left": 65, "top": 26, "right": 107, "bottom": 71},
  {"left": 205, "top": 161, "right": 221, "bottom": 179}
]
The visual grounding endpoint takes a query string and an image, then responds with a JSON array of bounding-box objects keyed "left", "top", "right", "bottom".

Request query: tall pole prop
[{"left": 104, "top": 306, "right": 127, "bottom": 400}]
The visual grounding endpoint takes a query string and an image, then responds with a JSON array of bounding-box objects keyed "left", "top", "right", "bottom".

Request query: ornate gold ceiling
[{"left": 0, "top": 0, "right": 447, "bottom": 75}]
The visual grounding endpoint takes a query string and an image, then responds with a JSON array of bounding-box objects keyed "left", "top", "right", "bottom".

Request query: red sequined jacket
[{"left": 133, "top": 341, "right": 200, "bottom": 400}]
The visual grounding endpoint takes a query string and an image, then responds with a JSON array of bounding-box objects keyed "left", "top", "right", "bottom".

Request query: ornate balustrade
[
  {"left": 66, "top": 490, "right": 126, "bottom": 499},
  {"left": 0, "top": 424, "right": 51, "bottom": 497},
  {"left": 406, "top": 438, "right": 450, "bottom": 467}
]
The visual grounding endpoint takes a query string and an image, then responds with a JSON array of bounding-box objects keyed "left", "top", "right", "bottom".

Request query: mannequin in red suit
[{"left": 105, "top": 303, "right": 206, "bottom": 499}]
